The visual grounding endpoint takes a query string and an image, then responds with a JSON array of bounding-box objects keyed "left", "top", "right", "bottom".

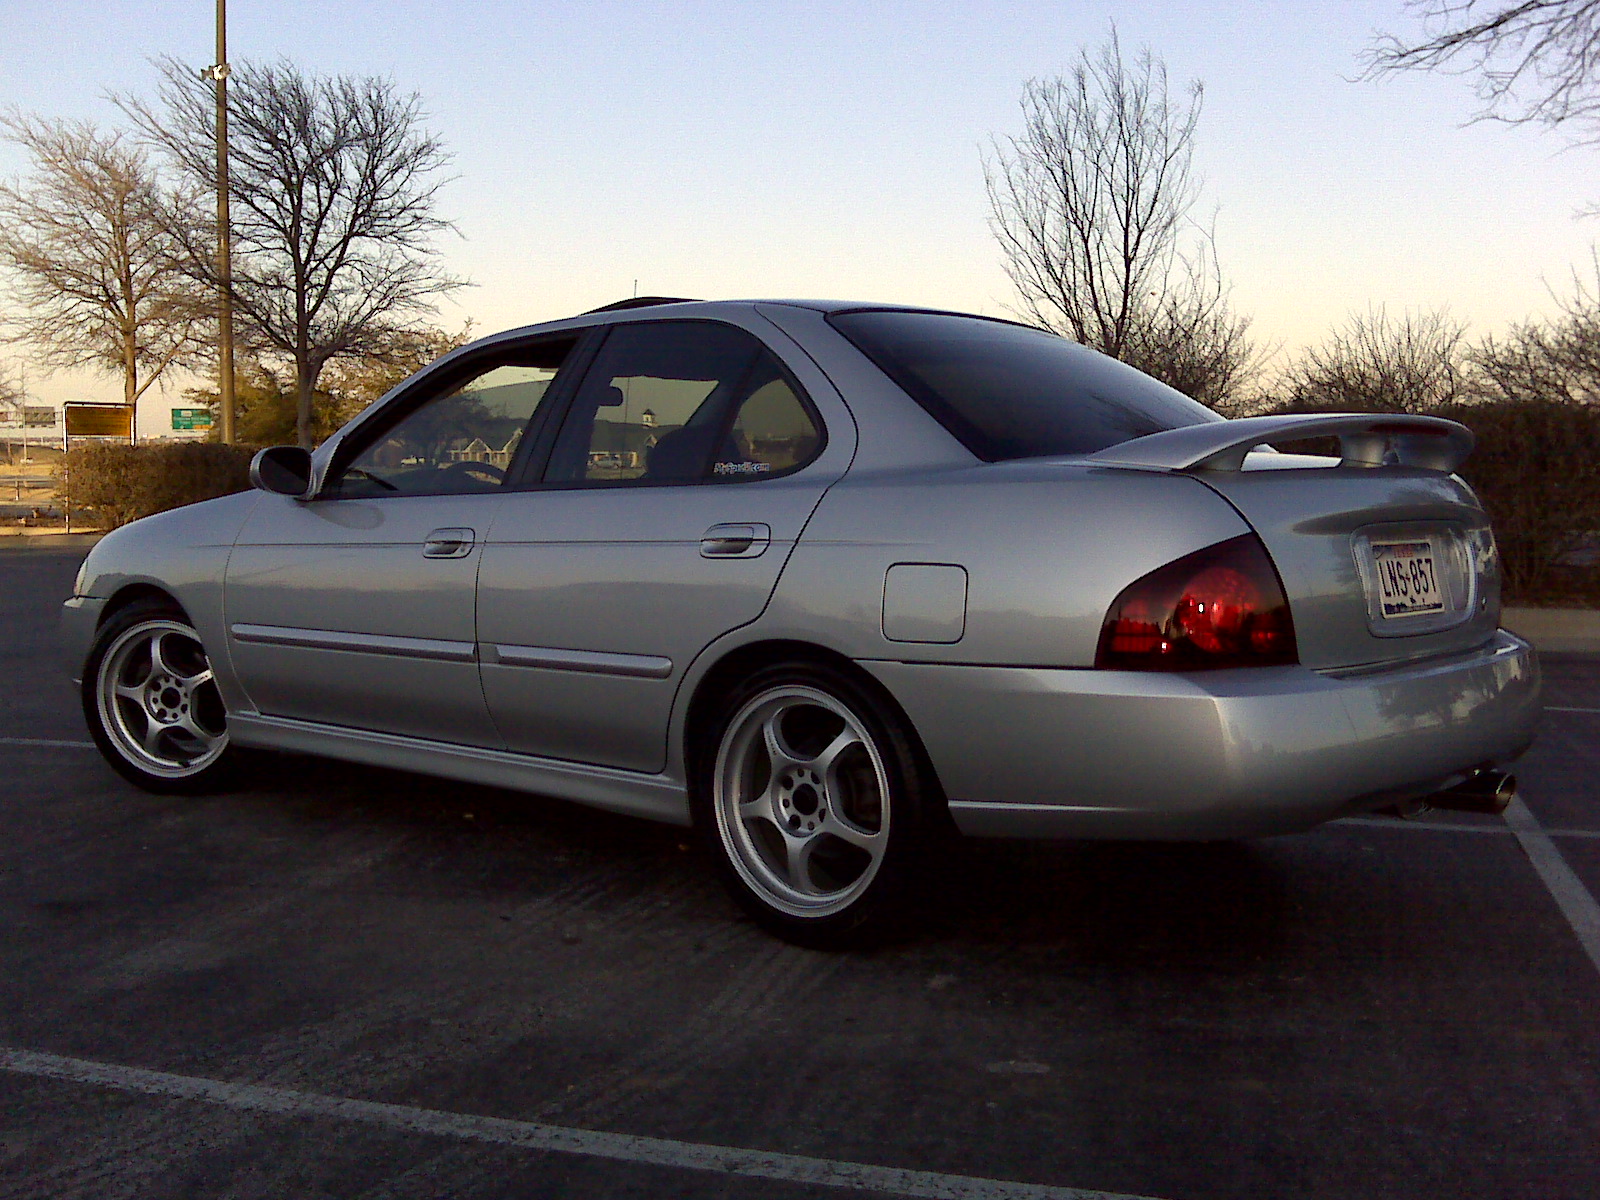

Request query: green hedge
[
  {"left": 1436, "top": 399, "right": 1600, "bottom": 603},
  {"left": 59, "top": 442, "right": 256, "bottom": 530}
]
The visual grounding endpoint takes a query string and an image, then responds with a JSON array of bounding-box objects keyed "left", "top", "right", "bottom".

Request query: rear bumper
[{"left": 863, "top": 630, "right": 1540, "bottom": 840}]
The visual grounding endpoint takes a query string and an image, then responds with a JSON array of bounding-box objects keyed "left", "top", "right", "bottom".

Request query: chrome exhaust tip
[{"left": 1428, "top": 770, "right": 1517, "bottom": 816}]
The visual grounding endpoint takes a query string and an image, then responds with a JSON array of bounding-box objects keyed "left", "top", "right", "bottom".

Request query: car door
[
  {"left": 476, "top": 317, "right": 851, "bottom": 773},
  {"left": 225, "top": 334, "right": 579, "bottom": 745}
]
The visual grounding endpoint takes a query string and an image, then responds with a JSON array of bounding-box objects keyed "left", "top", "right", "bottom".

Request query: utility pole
[{"left": 208, "top": 0, "right": 236, "bottom": 444}]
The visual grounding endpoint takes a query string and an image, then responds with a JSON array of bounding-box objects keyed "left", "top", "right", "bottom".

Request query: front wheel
[
  {"left": 82, "top": 598, "right": 236, "bottom": 794},
  {"left": 693, "top": 661, "right": 941, "bottom": 946}
]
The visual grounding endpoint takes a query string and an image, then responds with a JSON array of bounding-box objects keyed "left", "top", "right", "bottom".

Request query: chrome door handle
[
  {"left": 700, "top": 523, "right": 771, "bottom": 558},
  {"left": 422, "top": 527, "right": 476, "bottom": 558}
]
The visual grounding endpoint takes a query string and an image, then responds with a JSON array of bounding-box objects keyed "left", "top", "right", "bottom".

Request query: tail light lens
[{"left": 1095, "top": 534, "right": 1297, "bottom": 670}]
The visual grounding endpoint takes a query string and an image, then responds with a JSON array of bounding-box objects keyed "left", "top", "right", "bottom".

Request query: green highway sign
[{"left": 171, "top": 408, "right": 215, "bottom": 430}]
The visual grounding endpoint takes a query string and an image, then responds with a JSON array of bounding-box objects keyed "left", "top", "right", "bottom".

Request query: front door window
[{"left": 329, "top": 342, "right": 574, "bottom": 498}]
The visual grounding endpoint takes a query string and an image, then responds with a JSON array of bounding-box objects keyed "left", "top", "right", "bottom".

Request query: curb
[
  {"left": 0, "top": 532, "right": 105, "bottom": 551},
  {"left": 1502, "top": 607, "right": 1600, "bottom": 655}
]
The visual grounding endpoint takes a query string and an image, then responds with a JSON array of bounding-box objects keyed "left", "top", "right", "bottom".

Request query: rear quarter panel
[{"left": 763, "top": 461, "right": 1251, "bottom": 666}]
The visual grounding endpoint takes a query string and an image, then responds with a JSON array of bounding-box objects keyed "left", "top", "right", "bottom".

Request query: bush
[
  {"left": 1435, "top": 399, "right": 1600, "bottom": 603},
  {"left": 58, "top": 442, "right": 256, "bottom": 530}
]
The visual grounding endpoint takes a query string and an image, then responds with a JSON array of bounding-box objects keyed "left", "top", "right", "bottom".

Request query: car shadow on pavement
[{"left": 215, "top": 748, "right": 1294, "bottom": 967}]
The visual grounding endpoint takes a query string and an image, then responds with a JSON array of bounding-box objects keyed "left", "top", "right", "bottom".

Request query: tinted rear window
[{"left": 828, "top": 310, "right": 1222, "bottom": 461}]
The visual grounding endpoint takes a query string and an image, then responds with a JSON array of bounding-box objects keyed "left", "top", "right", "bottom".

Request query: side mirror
[{"left": 250, "top": 446, "right": 314, "bottom": 498}]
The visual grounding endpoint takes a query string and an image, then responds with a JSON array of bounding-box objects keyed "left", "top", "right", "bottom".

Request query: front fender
[{"left": 65, "top": 490, "right": 262, "bottom": 712}]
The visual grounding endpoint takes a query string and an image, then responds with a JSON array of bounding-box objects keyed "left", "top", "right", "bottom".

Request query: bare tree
[
  {"left": 125, "top": 59, "right": 463, "bottom": 447},
  {"left": 1454, "top": 311, "right": 1600, "bottom": 596},
  {"left": 1279, "top": 308, "right": 1470, "bottom": 412},
  {"left": 0, "top": 360, "right": 21, "bottom": 414},
  {"left": 985, "top": 29, "right": 1256, "bottom": 408},
  {"left": 1120, "top": 248, "right": 1266, "bottom": 413},
  {"left": 1470, "top": 260, "right": 1600, "bottom": 402},
  {"left": 1369, "top": 2, "right": 1600, "bottom": 133},
  {"left": 319, "top": 320, "right": 474, "bottom": 426},
  {"left": 0, "top": 113, "right": 208, "bottom": 426},
  {"left": 1473, "top": 318, "right": 1595, "bottom": 401},
  {"left": 183, "top": 321, "right": 472, "bottom": 446}
]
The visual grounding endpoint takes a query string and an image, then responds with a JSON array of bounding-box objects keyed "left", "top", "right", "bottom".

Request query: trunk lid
[
  {"left": 1197, "top": 458, "right": 1501, "bottom": 670},
  {"left": 1084, "top": 414, "right": 1500, "bottom": 671}
]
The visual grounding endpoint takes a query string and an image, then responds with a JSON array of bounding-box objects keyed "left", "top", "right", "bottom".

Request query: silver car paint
[
  {"left": 228, "top": 709, "right": 692, "bottom": 825},
  {"left": 479, "top": 476, "right": 837, "bottom": 773},
  {"left": 756, "top": 461, "right": 1251, "bottom": 667},
  {"left": 867, "top": 631, "right": 1538, "bottom": 839},
  {"left": 60, "top": 490, "right": 260, "bottom": 719},
  {"left": 63, "top": 299, "right": 1540, "bottom": 841},
  {"left": 1197, "top": 467, "right": 1501, "bottom": 669},
  {"left": 224, "top": 491, "right": 505, "bottom": 745},
  {"left": 882, "top": 564, "right": 968, "bottom": 643},
  {"left": 473, "top": 309, "right": 860, "bottom": 773}
]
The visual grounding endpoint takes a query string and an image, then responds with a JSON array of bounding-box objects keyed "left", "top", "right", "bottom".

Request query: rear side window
[
  {"left": 714, "top": 366, "right": 820, "bottom": 480},
  {"left": 544, "top": 321, "right": 821, "bottom": 486},
  {"left": 828, "top": 310, "right": 1221, "bottom": 461}
]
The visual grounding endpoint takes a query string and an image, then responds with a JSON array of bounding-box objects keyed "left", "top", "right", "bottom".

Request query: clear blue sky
[{"left": 3, "top": 0, "right": 1597, "bottom": 423}]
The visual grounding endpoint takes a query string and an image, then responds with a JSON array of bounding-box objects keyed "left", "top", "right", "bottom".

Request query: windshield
[{"left": 828, "top": 309, "right": 1223, "bottom": 461}]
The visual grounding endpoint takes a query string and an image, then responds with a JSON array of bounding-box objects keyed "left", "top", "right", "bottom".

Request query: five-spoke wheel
[
  {"left": 695, "top": 661, "right": 940, "bottom": 945},
  {"left": 83, "top": 599, "right": 235, "bottom": 792}
]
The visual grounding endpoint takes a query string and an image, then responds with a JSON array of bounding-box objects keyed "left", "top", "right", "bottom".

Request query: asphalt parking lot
[{"left": 3, "top": 540, "right": 1598, "bottom": 1200}]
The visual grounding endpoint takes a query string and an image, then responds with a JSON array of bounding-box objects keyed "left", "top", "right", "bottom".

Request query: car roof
[{"left": 482, "top": 298, "right": 1024, "bottom": 343}]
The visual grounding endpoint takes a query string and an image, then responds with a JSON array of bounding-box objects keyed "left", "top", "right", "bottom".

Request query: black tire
[
  {"left": 690, "top": 659, "right": 941, "bottom": 947},
  {"left": 81, "top": 597, "right": 237, "bottom": 794}
]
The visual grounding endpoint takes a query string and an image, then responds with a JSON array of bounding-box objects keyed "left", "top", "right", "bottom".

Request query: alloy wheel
[
  {"left": 95, "top": 618, "right": 229, "bottom": 778},
  {"left": 712, "top": 684, "right": 892, "bottom": 919}
]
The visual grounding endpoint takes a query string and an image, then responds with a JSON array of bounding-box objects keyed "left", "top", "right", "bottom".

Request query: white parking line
[
  {"left": 12, "top": 731, "right": 1600, "bottom": 984},
  {"left": 1328, "top": 804, "right": 1600, "bottom": 984},
  {"left": 0, "top": 1048, "right": 1164, "bottom": 1200},
  {"left": 1546, "top": 705, "right": 1600, "bottom": 714},
  {"left": 1335, "top": 817, "right": 1508, "bottom": 835},
  {"left": 1502, "top": 796, "right": 1600, "bottom": 980},
  {"left": 1334, "top": 817, "right": 1600, "bottom": 840}
]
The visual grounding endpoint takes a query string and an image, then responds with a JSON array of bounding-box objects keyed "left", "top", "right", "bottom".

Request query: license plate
[{"left": 1372, "top": 540, "right": 1444, "bottom": 618}]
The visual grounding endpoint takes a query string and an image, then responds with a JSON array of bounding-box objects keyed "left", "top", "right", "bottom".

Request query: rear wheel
[
  {"left": 693, "top": 661, "right": 940, "bottom": 946},
  {"left": 83, "top": 598, "right": 235, "bottom": 793}
]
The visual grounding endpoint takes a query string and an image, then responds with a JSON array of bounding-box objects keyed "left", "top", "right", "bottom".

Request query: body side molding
[
  {"left": 230, "top": 623, "right": 477, "bottom": 664},
  {"left": 483, "top": 643, "right": 673, "bottom": 679}
]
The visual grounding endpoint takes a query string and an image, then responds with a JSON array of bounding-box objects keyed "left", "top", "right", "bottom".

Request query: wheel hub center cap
[
  {"left": 792, "top": 783, "right": 820, "bottom": 815},
  {"left": 146, "top": 676, "right": 188, "bottom": 720},
  {"left": 776, "top": 767, "right": 825, "bottom": 832}
]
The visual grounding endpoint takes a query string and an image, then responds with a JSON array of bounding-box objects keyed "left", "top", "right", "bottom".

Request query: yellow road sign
[{"left": 64, "top": 404, "right": 134, "bottom": 439}]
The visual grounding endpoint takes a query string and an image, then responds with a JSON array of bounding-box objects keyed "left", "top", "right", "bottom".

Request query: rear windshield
[{"left": 828, "top": 309, "right": 1222, "bottom": 461}]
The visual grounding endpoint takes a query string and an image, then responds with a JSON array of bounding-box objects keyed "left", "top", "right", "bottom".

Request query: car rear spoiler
[{"left": 1084, "top": 413, "right": 1474, "bottom": 474}]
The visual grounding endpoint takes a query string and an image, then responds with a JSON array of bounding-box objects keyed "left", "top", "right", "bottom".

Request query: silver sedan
[{"left": 62, "top": 299, "right": 1541, "bottom": 945}]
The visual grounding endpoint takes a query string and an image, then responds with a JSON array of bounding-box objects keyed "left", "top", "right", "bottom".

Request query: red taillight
[{"left": 1095, "top": 534, "right": 1297, "bottom": 670}]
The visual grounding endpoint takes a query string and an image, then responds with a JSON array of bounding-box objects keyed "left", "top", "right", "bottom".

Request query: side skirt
[{"left": 228, "top": 713, "right": 692, "bottom": 827}]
